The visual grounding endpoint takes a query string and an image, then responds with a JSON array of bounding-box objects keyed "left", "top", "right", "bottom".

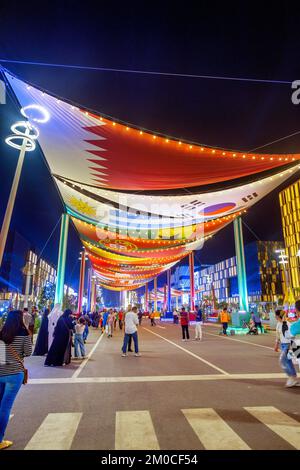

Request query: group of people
[
  {"left": 1, "top": 300, "right": 300, "bottom": 450},
  {"left": 172, "top": 306, "right": 204, "bottom": 341}
]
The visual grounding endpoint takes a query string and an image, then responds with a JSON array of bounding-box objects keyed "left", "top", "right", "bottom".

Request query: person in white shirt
[
  {"left": 122, "top": 307, "right": 140, "bottom": 357},
  {"left": 274, "top": 310, "right": 298, "bottom": 387}
]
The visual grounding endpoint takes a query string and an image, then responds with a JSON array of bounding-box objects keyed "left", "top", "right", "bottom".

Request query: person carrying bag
[{"left": 0, "top": 310, "right": 32, "bottom": 450}]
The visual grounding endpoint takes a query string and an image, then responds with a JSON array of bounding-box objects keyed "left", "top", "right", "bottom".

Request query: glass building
[
  {"left": 279, "top": 180, "right": 300, "bottom": 297},
  {"left": 171, "top": 241, "right": 284, "bottom": 306}
]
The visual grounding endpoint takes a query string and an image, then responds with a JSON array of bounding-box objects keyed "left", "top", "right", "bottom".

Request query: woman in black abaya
[
  {"left": 33, "top": 308, "right": 50, "bottom": 356},
  {"left": 44, "top": 309, "right": 75, "bottom": 366}
]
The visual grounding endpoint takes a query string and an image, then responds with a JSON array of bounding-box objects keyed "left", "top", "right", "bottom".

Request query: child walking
[{"left": 74, "top": 317, "right": 86, "bottom": 359}]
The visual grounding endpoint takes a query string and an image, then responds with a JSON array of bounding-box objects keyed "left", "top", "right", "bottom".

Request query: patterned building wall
[{"left": 279, "top": 180, "right": 300, "bottom": 296}]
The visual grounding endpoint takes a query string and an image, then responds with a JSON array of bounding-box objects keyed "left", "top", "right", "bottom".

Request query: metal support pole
[
  {"left": 167, "top": 268, "right": 172, "bottom": 317},
  {"left": 145, "top": 283, "right": 148, "bottom": 311},
  {"left": 163, "top": 285, "right": 167, "bottom": 312},
  {"left": 189, "top": 251, "right": 195, "bottom": 312},
  {"left": 90, "top": 275, "right": 96, "bottom": 312},
  {"left": 54, "top": 214, "right": 69, "bottom": 305},
  {"left": 233, "top": 216, "right": 249, "bottom": 312},
  {"left": 77, "top": 248, "right": 86, "bottom": 313},
  {"left": 154, "top": 277, "right": 158, "bottom": 312}
]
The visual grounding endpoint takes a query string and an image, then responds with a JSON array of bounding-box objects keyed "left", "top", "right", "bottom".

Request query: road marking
[
  {"left": 115, "top": 410, "right": 159, "bottom": 450},
  {"left": 143, "top": 327, "right": 229, "bottom": 375},
  {"left": 205, "top": 332, "right": 273, "bottom": 350},
  {"left": 28, "top": 372, "right": 287, "bottom": 385},
  {"left": 182, "top": 408, "right": 250, "bottom": 450},
  {"left": 72, "top": 332, "right": 104, "bottom": 379},
  {"left": 245, "top": 406, "right": 300, "bottom": 450},
  {"left": 25, "top": 412, "right": 82, "bottom": 450}
]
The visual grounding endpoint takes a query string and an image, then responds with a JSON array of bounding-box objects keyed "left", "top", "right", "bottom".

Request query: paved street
[{"left": 4, "top": 321, "right": 300, "bottom": 450}]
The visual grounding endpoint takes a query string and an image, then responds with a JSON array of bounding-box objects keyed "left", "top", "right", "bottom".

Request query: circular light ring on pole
[
  {"left": 10, "top": 121, "right": 39, "bottom": 139},
  {"left": 21, "top": 104, "right": 50, "bottom": 123},
  {"left": 5, "top": 135, "right": 36, "bottom": 152}
]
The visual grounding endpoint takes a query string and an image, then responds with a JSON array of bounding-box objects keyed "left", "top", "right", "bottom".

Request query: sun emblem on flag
[{"left": 69, "top": 196, "right": 96, "bottom": 216}]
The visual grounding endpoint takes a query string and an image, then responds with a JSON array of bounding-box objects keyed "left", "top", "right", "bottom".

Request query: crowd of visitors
[{"left": 0, "top": 300, "right": 300, "bottom": 449}]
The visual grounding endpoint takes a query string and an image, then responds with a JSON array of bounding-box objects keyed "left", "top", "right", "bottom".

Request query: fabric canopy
[{"left": 4, "top": 70, "right": 300, "bottom": 290}]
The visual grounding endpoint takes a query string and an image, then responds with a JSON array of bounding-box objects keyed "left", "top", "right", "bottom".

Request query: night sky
[{"left": 0, "top": 2, "right": 300, "bottom": 291}]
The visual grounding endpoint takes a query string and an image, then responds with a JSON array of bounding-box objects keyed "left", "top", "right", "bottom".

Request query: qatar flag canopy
[{"left": 3, "top": 69, "right": 300, "bottom": 290}]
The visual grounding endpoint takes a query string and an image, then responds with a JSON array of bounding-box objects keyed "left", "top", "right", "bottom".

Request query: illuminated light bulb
[
  {"left": 285, "top": 158, "right": 288, "bottom": 161},
  {"left": 126, "top": 127, "right": 129, "bottom": 131},
  {"left": 243, "top": 155, "right": 246, "bottom": 159},
  {"left": 201, "top": 147, "right": 204, "bottom": 151},
  {"left": 85, "top": 112, "right": 88, "bottom": 115},
  {"left": 270, "top": 157, "right": 273, "bottom": 160},
  {"left": 233, "top": 153, "right": 236, "bottom": 157},
  {"left": 26, "top": 86, "right": 31, "bottom": 90},
  {"left": 222, "top": 152, "right": 226, "bottom": 155},
  {"left": 165, "top": 139, "right": 169, "bottom": 143},
  {"left": 279, "top": 158, "right": 282, "bottom": 161},
  {"left": 261, "top": 157, "right": 264, "bottom": 160},
  {"left": 212, "top": 149, "right": 215, "bottom": 153},
  {"left": 113, "top": 122, "right": 116, "bottom": 126},
  {"left": 252, "top": 156, "right": 256, "bottom": 159},
  {"left": 179, "top": 141, "right": 182, "bottom": 145},
  {"left": 140, "top": 131, "right": 143, "bottom": 135}
]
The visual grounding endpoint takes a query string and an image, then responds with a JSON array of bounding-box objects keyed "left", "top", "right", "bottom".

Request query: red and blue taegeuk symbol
[{"left": 203, "top": 202, "right": 236, "bottom": 217}]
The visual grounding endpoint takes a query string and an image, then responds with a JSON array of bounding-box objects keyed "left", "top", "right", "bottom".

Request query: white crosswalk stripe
[
  {"left": 115, "top": 410, "right": 160, "bottom": 450},
  {"left": 8, "top": 406, "right": 300, "bottom": 450},
  {"left": 182, "top": 408, "right": 250, "bottom": 450},
  {"left": 245, "top": 406, "right": 300, "bottom": 450},
  {"left": 24, "top": 412, "right": 82, "bottom": 450}
]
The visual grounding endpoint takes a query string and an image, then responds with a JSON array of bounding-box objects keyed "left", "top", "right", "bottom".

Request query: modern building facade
[
  {"left": 170, "top": 241, "right": 285, "bottom": 307},
  {"left": 279, "top": 179, "right": 300, "bottom": 297},
  {"left": 0, "top": 230, "right": 76, "bottom": 308},
  {"left": 197, "top": 241, "right": 284, "bottom": 305}
]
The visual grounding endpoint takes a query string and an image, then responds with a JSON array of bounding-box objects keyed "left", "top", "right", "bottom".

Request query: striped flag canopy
[{"left": 4, "top": 70, "right": 300, "bottom": 290}]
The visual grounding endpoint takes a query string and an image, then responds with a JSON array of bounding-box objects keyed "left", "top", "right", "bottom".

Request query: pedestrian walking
[
  {"left": 45, "top": 309, "right": 75, "bottom": 367},
  {"left": 74, "top": 317, "right": 86, "bottom": 359},
  {"left": 0, "top": 310, "right": 32, "bottom": 450},
  {"left": 219, "top": 307, "right": 230, "bottom": 335},
  {"left": 290, "top": 299, "right": 300, "bottom": 367},
  {"left": 180, "top": 307, "right": 190, "bottom": 341},
  {"left": 274, "top": 310, "right": 299, "bottom": 387},
  {"left": 138, "top": 310, "right": 143, "bottom": 325},
  {"left": 113, "top": 310, "right": 118, "bottom": 330},
  {"left": 122, "top": 306, "right": 140, "bottom": 357},
  {"left": 194, "top": 305, "right": 203, "bottom": 340},
  {"left": 33, "top": 308, "right": 50, "bottom": 356},
  {"left": 107, "top": 309, "right": 114, "bottom": 337},
  {"left": 102, "top": 309, "right": 109, "bottom": 332},
  {"left": 150, "top": 311, "right": 156, "bottom": 326},
  {"left": 22, "top": 308, "right": 32, "bottom": 334},
  {"left": 118, "top": 310, "right": 123, "bottom": 330},
  {"left": 83, "top": 314, "right": 91, "bottom": 343},
  {"left": 173, "top": 309, "right": 179, "bottom": 324}
]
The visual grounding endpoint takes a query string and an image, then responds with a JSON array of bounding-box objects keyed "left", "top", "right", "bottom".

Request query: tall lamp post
[
  {"left": 0, "top": 121, "right": 38, "bottom": 267},
  {"left": 0, "top": 105, "right": 50, "bottom": 268}
]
